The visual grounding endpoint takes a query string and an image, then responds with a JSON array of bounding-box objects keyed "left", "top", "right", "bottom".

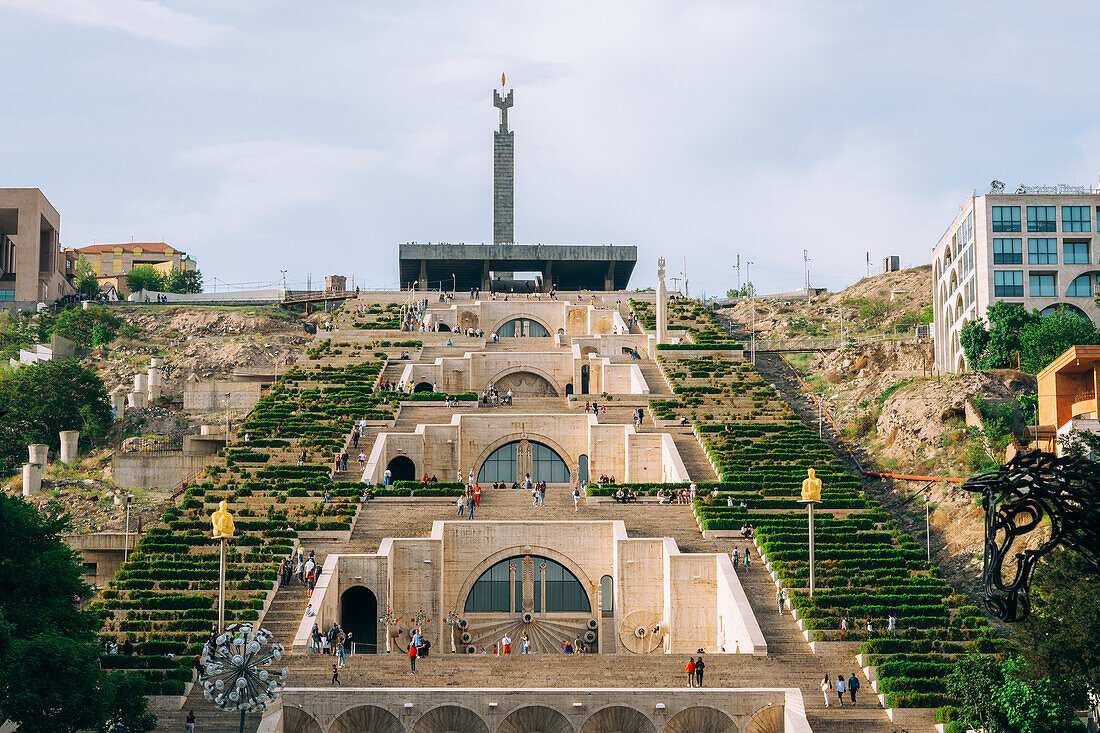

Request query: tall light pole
[
  {"left": 924, "top": 491, "right": 932, "bottom": 564},
  {"left": 123, "top": 494, "right": 132, "bottom": 563},
  {"left": 280, "top": 269, "right": 288, "bottom": 295},
  {"left": 746, "top": 260, "right": 755, "bottom": 365},
  {"left": 224, "top": 392, "right": 231, "bottom": 441}
]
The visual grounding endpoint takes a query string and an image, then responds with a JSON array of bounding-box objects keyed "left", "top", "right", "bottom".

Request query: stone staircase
[
  {"left": 669, "top": 430, "right": 719, "bottom": 482},
  {"left": 637, "top": 359, "right": 673, "bottom": 395}
]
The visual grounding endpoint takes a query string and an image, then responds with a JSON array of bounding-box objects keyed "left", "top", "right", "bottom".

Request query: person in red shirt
[
  {"left": 474, "top": 485, "right": 481, "bottom": 507},
  {"left": 686, "top": 657, "right": 696, "bottom": 687},
  {"left": 408, "top": 641, "right": 417, "bottom": 674}
]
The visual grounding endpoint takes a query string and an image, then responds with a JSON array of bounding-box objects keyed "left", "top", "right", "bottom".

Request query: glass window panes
[
  {"left": 1067, "top": 274, "right": 1092, "bottom": 297},
  {"left": 993, "top": 238, "right": 1022, "bottom": 264},
  {"left": 1029, "top": 273, "right": 1056, "bottom": 297},
  {"left": 540, "top": 558, "right": 590, "bottom": 613},
  {"left": 992, "top": 206, "right": 1021, "bottom": 232},
  {"left": 1027, "top": 206, "right": 1057, "bottom": 232},
  {"left": 0, "top": 290, "right": 13, "bottom": 301},
  {"left": 465, "top": 559, "right": 514, "bottom": 612},
  {"left": 478, "top": 442, "right": 517, "bottom": 484},
  {"left": 994, "top": 270, "right": 1023, "bottom": 298},
  {"left": 600, "top": 575, "right": 613, "bottom": 611},
  {"left": 1028, "top": 238, "right": 1058, "bottom": 265},
  {"left": 1064, "top": 241, "right": 1090, "bottom": 265},
  {"left": 1062, "top": 206, "right": 1091, "bottom": 232},
  {"left": 498, "top": 318, "right": 550, "bottom": 337},
  {"left": 532, "top": 442, "right": 569, "bottom": 482}
]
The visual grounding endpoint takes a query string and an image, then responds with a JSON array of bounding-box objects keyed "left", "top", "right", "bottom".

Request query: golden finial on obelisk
[{"left": 501, "top": 72, "right": 506, "bottom": 88}]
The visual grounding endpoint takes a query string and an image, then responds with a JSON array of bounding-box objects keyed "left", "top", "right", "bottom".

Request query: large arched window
[
  {"left": 1067, "top": 274, "right": 1093, "bottom": 297},
  {"left": 464, "top": 555, "right": 590, "bottom": 613},
  {"left": 477, "top": 441, "right": 569, "bottom": 483},
  {"left": 498, "top": 318, "right": 550, "bottom": 337},
  {"left": 1040, "top": 303, "right": 1091, "bottom": 320}
]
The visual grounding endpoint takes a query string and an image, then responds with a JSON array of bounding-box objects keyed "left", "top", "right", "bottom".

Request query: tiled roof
[{"left": 73, "top": 242, "right": 182, "bottom": 255}]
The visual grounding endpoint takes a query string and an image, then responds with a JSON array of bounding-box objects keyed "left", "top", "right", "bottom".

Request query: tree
[
  {"left": 0, "top": 360, "right": 113, "bottom": 471},
  {"left": 164, "top": 267, "right": 203, "bottom": 294},
  {"left": 725, "top": 283, "right": 755, "bottom": 299},
  {"left": 51, "top": 307, "right": 122, "bottom": 348},
  {"left": 947, "top": 655, "right": 1004, "bottom": 730},
  {"left": 947, "top": 655, "right": 1088, "bottom": 733},
  {"left": 961, "top": 301, "right": 1100, "bottom": 373},
  {"left": 0, "top": 496, "right": 157, "bottom": 733},
  {"left": 125, "top": 264, "right": 166, "bottom": 295},
  {"left": 1018, "top": 307, "right": 1100, "bottom": 373},
  {"left": 1015, "top": 548, "right": 1100, "bottom": 697}
]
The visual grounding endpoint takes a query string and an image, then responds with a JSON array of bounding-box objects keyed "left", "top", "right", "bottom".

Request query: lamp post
[
  {"left": 280, "top": 269, "right": 288, "bottom": 294},
  {"left": 200, "top": 622, "right": 287, "bottom": 733},
  {"left": 123, "top": 494, "right": 133, "bottom": 563},
  {"left": 924, "top": 492, "right": 932, "bottom": 564},
  {"left": 746, "top": 260, "right": 755, "bottom": 365},
  {"left": 224, "top": 392, "right": 231, "bottom": 441},
  {"left": 800, "top": 469, "right": 823, "bottom": 597}
]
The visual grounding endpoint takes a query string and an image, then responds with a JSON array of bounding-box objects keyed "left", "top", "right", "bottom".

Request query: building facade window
[
  {"left": 1062, "top": 206, "right": 1091, "bottom": 232},
  {"left": 0, "top": 290, "right": 14, "bottom": 301},
  {"left": 1066, "top": 274, "right": 1092, "bottom": 297},
  {"left": 1027, "top": 206, "right": 1057, "bottom": 232},
  {"left": 993, "top": 238, "right": 1022, "bottom": 264},
  {"left": 1028, "top": 238, "right": 1058, "bottom": 265},
  {"left": 992, "top": 206, "right": 1021, "bottom": 232},
  {"left": 464, "top": 556, "right": 590, "bottom": 614},
  {"left": 1029, "top": 273, "right": 1056, "bottom": 297},
  {"left": 1064, "top": 240, "right": 1090, "bottom": 264},
  {"left": 994, "top": 270, "right": 1024, "bottom": 298},
  {"left": 531, "top": 442, "right": 570, "bottom": 483}
]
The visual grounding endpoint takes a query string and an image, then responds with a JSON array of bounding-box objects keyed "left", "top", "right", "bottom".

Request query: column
[
  {"left": 656, "top": 258, "right": 668, "bottom": 344},
  {"left": 59, "top": 430, "right": 80, "bottom": 464}
]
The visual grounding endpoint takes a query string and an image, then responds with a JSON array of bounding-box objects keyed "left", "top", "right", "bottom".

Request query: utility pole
[
  {"left": 803, "top": 250, "right": 811, "bottom": 291},
  {"left": 838, "top": 304, "right": 844, "bottom": 343},
  {"left": 734, "top": 254, "right": 741, "bottom": 294},
  {"left": 865, "top": 251, "right": 871, "bottom": 278},
  {"left": 683, "top": 256, "right": 689, "bottom": 299}
]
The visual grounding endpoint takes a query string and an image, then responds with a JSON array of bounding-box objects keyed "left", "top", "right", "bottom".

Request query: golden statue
[
  {"left": 211, "top": 500, "right": 236, "bottom": 538},
  {"left": 800, "top": 468, "right": 822, "bottom": 503}
]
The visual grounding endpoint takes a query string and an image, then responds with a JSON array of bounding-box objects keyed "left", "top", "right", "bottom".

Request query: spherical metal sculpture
[{"left": 200, "top": 623, "right": 288, "bottom": 717}]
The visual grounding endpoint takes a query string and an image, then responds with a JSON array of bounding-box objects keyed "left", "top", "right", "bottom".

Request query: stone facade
[{"left": 493, "top": 88, "right": 515, "bottom": 246}]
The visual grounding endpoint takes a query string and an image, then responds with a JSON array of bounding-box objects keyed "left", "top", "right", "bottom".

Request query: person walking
[
  {"left": 456, "top": 495, "right": 465, "bottom": 517},
  {"left": 732, "top": 547, "right": 739, "bottom": 567},
  {"left": 331, "top": 663, "right": 340, "bottom": 685},
  {"left": 694, "top": 655, "right": 705, "bottom": 687},
  {"left": 835, "top": 674, "right": 847, "bottom": 706},
  {"left": 821, "top": 673, "right": 832, "bottom": 707},
  {"left": 408, "top": 641, "right": 418, "bottom": 674},
  {"left": 686, "top": 657, "right": 696, "bottom": 688},
  {"left": 521, "top": 630, "right": 531, "bottom": 654},
  {"left": 185, "top": 710, "right": 196, "bottom": 733},
  {"left": 466, "top": 494, "right": 476, "bottom": 519},
  {"left": 887, "top": 614, "right": 897, "bottom": 637},
  {"left": 474, "top": 484, "right": 481, "bottom": 507},
  {"left": 777, "top": 588, "right": 785, "bottom": 615},
  {"left": 572, "top": 486, "right": 581, "bottom": 511},
  {"left": 847, "top": 672, "right": 860, "bottom": 705},
  {"left": 335, "top": 634, "right": 346, "bottom": 668},
  {"left": 743, "top": 548, "right": 751, "bottom": 569},
  {"left": 538, "top": 483, "right": 546, "bottom": 507}
]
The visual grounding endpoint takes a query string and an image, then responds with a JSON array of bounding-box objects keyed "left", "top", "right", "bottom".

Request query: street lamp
[
  {"left": 280, "top": 270, "right": 288, "bottom": 293},
  {"left": 123, "top": 494, "right": 133, "bottom": 563},
  {"left": 224, "top": 392, "right": 231, "bottom": 440},
  {"left": 924, "top": 492, "right": 932, "bottom": 564},
  {"left": 746, "top": 261, "right": 755, "bottom": 365},
  {"left": 200, "top": 623, "right": 287, "bottom": 733}
]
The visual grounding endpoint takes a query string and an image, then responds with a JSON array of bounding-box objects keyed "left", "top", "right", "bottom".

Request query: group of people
[
  {"left": 612, "top": 487, "right": 639, "bottom": 502},
  {"left": 406, "top": 628, "right": 433, "bottom": 673},
  {"left": 456, "top": 484, "right": 482, "bottom": 518},
  {"left": 657, "top": 487, "right": 692, "bottom": 504},
  {"left": 730, "top": 546, "right": 752, "bottom": 569},
  {"left": 583, "top": 401, "right": 606, "bottom": 415},
  {"left": 821, "top": 672, "right": 861, "bottom": 707},
  {"left": 837, "top": 613, "right": 897, "bottom": 639},
  {"left": 481, "top": 384, "right": 513, "bottom": 406},
  {"left": 282, "top": 547, "right": 319, "bottom": 597},
  {"left": 309, "top": 619, "right": 352, "bottom": 666},
  {"left": 685, "top": 656, "right": 706, "bottom": 687},
  {"left": 332, "top": 450, "right": 365, "bottom": 473}
]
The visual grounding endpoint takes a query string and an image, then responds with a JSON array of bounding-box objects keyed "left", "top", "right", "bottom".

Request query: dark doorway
[
  {"left": 437, "top": 323, "right": 451, "bottom": 332},
  {"left": 580, "top": 364, "right": 590, "bottom": 394},
  {"left": 413, "top": 382, "right": 435, "bottom": 393},
  {"left": 565, "top": 383, "right": 574, "bottom": 396},
  {"left": 578, "top": 454, "right": 589, "bottom": 483},
  {"left": 340, "top": 586, "right": 377, "bottom": 654},
  {"left": 386, "top": 455, "right": 416, "bottom": 482}
]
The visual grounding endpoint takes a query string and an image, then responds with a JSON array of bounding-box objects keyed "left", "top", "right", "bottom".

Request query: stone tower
[
  {"left": 493, "top": 85, "right": 515, "bottom": 245},
  {"left": 657, "top": 257, "right": 668, "bottom": 344}
]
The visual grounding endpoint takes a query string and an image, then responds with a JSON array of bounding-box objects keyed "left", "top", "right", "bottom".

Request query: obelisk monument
[
  {"left": 493, "top": 75, "right": 514, "bottom": 246},
  {"left": 657, "top": 257, "right": 668, "bottom": 344}
]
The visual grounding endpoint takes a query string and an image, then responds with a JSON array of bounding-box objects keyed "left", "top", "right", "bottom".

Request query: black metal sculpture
[{"left": 962, "top": 450, "right": 1100, "bottom": 622}]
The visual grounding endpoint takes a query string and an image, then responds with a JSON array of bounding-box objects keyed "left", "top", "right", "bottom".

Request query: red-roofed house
[{"left": 68, "top": 242, "right": 197, "bottom": 296}]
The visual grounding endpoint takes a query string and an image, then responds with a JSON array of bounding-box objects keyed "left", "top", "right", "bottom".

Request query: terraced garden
[
  {"left": 650, "top": 340, "right": 1003, "bottom": 714},
  {"left": 93, "top": 360, "right": 403, "bottom": 694}
]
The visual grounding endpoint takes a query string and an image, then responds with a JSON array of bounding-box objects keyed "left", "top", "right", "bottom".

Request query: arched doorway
[
  {"left": 578, "top": 454, "right": 589, "bottom": 483},
  {"left": 663, "top": 707, "right": 737, "bottom": 733},
  {"left": 412, "top": 706, "right": 488, "bottom": 733},
  {"left": 580, "top": 706, "right": 654, "bottom": 733},
  {"left": 565, "top": 383, "right": 574, "bottom": 396},
  {"left": 330, "top": 705, "right": 402, "bottom": 733},
  {"left": 437, "top": 323, "right": 451, "bottom": 332},
  {"left": 386, "top": 455, "right": 416, "bottom": 482},
  {"left": 413, "top": 381, "right": 435, "bottom": 393},
  {"left": 498, "top": 317, "right": 551, "bottom": 337},
  {"left": 340, "top": 586, "right": 377, "bottom": 654},
  {"left": 477, "top": 440, "right": 570, "bottom": 484},
  {"left": 498, "top": 706, "right": 572, "bottom": 733},
  {"left": 580, "top": 364, "right": 590, "bottom": 394}
]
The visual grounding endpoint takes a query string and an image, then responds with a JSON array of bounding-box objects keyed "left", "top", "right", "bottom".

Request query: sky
[{"left": 3, "top": 1, "right": 1100, "bottom": 296}]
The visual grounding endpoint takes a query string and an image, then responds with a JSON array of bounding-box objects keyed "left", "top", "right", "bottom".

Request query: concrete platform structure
[{"left": 399, "top": 243, "right": 638, "bottom": 293}]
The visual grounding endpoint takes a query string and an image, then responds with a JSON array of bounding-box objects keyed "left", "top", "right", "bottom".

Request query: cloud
[{"left": 0, "top": 0, "right": 226, "bottom": 46}]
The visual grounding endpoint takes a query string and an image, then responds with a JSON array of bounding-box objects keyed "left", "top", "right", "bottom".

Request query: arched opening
[
  {"left": 580, "top": 706, "right": 654, "bottom": 733},
  {"left": 956, "top": 352, "right": 967, "bottom": 373},
  {"left": 464, "top": 555, "right": 591, "bottom": 614},
  {"left": 664, "top": 706, "right": 737, "bottom": 733},
  {"left": 600, "top": 575, "right": 613, "bottom": 612},
  {"left": 493, "top": 370, "right": 559, "bottom": 397},
  {"left": 385, "top": 455, "right": 416, "bottom": 482},
  {"left": 330, "top": 705, "right": 402, "bottom": 733},
  {"left": 458, "top": 311, "right": 480, "bottom": 332},
  {"left": 340, "top": 586, "right": 377, "bottom": 654},
  {"left": 578, "top": 454, "right": 589, "bottom": 483},
  {"left": 412, "top": 706, "right": 488, "bottom": 733},
  {"left": 413, "top": 381, "right": 435, "bottom": 393},
  {"left": 498, "top": 706, "right": 573, "bottom": 733},
  {"left": 282, "top": 708, "right": 323, "bottom": 733},
  {"left": 437, "top": 322, "right": 451, "bottom": 332},
  {"left": 580, "top": 364, "right": 590, "bottom": 394},
  {"left": 1040, "top": 302, "right": 1092, "bottom": 321},
  {"left": 477, "top": 440, "right": 570, "bottom": 484},
  {"left": 565, "top": 383, "right": 574, "bottom": 396},
  {"left": 498, "top": 317, "right": 550, "bottom": 337}
]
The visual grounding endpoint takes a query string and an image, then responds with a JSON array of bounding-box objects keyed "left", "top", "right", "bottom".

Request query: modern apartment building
[
  {"left": 0, "top": 188, "right": 75, "bottom": 310},
  {"left": 933, "top": 182, "right": 1100, "bottom": 373},
  {"left": 70, "top": 241, "right": 196, "bottom": 296}
]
